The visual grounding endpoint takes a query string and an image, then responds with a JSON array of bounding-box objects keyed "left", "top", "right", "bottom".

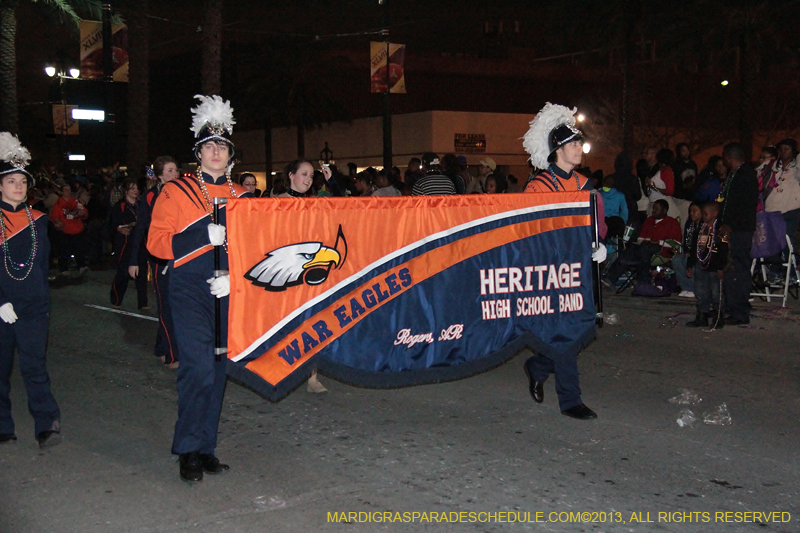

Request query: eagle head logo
[{"left": 245, "top": 225, "right": 347, "bottom": 291}]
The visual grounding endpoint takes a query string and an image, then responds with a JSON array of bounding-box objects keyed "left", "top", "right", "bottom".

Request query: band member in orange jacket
[
  {"left": 147, "top": 96, "right": 250, "bottom": 482},
  {"left": 0, "top": 133, "right": 61, "bottom": 448},
  {"left": 521, "top": 103, "right": 606, "bottom": 421}
]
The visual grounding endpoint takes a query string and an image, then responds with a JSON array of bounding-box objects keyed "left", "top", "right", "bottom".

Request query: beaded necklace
[
  {"left": 696, "top": 219, "right": 717, "bottom": 269},
  {"left": 195, "top": 168, "right": 238, "bottom": 252},
  {"left": 0, "top": 205, "right": 38, "bottom": 281},
  {"left": 546, "top": 164, "right": 581, "bottom": 191}
]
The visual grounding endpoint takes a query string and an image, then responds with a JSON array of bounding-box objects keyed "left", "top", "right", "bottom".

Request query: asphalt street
[{"left": 0, "top": 270, "right": 798, "bottom": 532}]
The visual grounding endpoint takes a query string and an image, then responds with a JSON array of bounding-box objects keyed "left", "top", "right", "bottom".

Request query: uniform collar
[
  {"left": 548, "top": 163, "right": 572, "bottom": 180},
  {"left": 1, "top": 199, "right": 27, "bottom": 212},
  {"left": 201, "top": 171, "right": 227, "bottom": 185}
]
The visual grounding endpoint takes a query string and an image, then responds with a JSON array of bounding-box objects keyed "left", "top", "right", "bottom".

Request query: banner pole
[
  {"left": 591, "top": 191, "right": 604, "bottom": 327},
  {"left": 213, "top": 197, "right": 228, "bottom": 361}
]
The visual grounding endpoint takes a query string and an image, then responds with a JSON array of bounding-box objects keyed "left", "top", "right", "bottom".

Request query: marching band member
[
  {"left": 148, "top": 96, "right": 250, "bottom": 482},
  {"left": 276, "top": 159, "right": 340, "bottom": 393},
  {"left": 0, "top": 133, "right": 61, "bottom": 448},
  {"left": 129, "top": 157, "right": 181, "bottom": 368},
  {"left": 521, "top": 103, "right": 605, "bottom": 420}
]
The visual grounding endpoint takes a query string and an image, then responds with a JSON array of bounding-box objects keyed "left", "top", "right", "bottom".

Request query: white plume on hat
[
  {"left": 0, "top": 132, "right": 31, "bottom": 169},
  {"left": 522, "top": 103, "right": 577, "bottom": 169},
  {"left": 190, "top": 94, "right": 235, "bottom": 138}
]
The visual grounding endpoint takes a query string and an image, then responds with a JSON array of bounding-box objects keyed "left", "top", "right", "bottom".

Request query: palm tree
[
  {"left": 0, "top": 0, "right": 103, "bottom": 134},
  {"left": 201, "top": 0, "right": 221, "bottom": 96}
]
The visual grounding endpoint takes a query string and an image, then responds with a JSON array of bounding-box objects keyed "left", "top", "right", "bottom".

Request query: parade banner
[
  {"left": 79, "top": 20, "right": 129, "bottom": 82},
  {"left": 370, "top": 41, "right": 406, "bottom": 93},
  {"left": 225, "top": 192, "right": 597, "bottom": 401}
]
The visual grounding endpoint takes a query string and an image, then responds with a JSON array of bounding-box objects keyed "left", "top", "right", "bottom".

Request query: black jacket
[{"left": 719, "top": 162, "right": 758, "bottom": 233}]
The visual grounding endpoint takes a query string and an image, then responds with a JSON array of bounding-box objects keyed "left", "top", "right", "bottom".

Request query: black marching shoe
[
  {"left": 0, "top": 433, "right": 18, "bottom": 444},
  {"left": 561, "top": 404, "right": 598, "bottom": 420},
  {"left": 199, "top": 454, "right": 229, "bottom": 475},
  {"left": 706, "top": 312, "right": 725, "bottom": 329},
  {"left": 685, "top": 313, "right": 708, "bottom": 328},
  {"left": 37, "top": 430, "right": 62, "bottom": 449},
  {"left": 523, "top": 360, "right": 544, "bottom": 403},
  {"left": 179, "top": 452, "right": 203, "bottom": 482}
]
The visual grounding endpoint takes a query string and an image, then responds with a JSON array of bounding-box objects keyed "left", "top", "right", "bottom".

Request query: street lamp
[{"left": 45, "top": 65, "right": 80, "bottom": 79}]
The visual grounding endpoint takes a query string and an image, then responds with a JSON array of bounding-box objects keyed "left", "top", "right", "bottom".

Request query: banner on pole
[
  {"left": 370, "top": 41, "right": 406, "bottom": 93},
  {"left": 52, "top": 105, "right": 79, "bottom": 135},
  {"left": 225, "top": 192, "right": 596, "bottom": 401},
  {"left": 80, "top": 20, "right": 129, "bottom": 82}
]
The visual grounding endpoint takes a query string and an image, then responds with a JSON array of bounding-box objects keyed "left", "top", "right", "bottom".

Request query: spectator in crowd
[
  {"left": 718, "top": 142, "right": 758, "bottom": 326},
  {"left": 373, "top": 169, "right": 401, "bottom": 196},
  {"left": 675, "top": 202, "right": 702, "bottom": 298},
  {"left": 110, "top": 179, "right": 148, "bottom": 310},
  {"left": 599, "top": 175, "right": 628, "bottom": 238},
  {"left": 685, "top": 202, "right": 728, "bottom": 329},
  {"left": 50, "top": 183, "right": 88, "bottom": 276},
  {"left": 608, "top": 152, "right": 641, "bottom": 228},
  {"left": 673, "top": 143, "right": 698, "bottom": 200},
  {"left": 645, "top": 149, "right": 675, "bottom": 212},
  {"left": 411, "top": 153, "right": 456, "bottom": 196},
  {"left": 485, "top": 173, "right": 507, "bottom": 194},
  {"left": 354, "top": 171, "right": 377, "bottom": 197},
  {"left": 467, "top": 157, "right": 495, "bottom": 194},
  {"left": 441, "top": 154, "right": 466, "bottom": 194},
  {"left": 603, "top": 199, "right": 681, "bottom": 287},
  {"left": 695, "top": 155, "right": 725, "bottom": 203},
  {"left": 756, "top": 146, "right": 778, "bottom": 212},
  {"left": 404, "top": 157, "right": 422, "bottom": 188},
  {"left": 763, "top": 139, "right": 800, "bottom": 250}
]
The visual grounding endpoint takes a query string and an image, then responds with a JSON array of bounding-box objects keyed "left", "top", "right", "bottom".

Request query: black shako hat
[
  {"left": 190, "top": 94, "right": 236, "bottom": 160},
  {"left": 0, "top": 132, "right": 34, "bottom": 184}
]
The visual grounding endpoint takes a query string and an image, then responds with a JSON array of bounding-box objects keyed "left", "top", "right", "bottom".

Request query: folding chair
[{"left": 750, "top": 234, "right": 797, "bottom": 307}]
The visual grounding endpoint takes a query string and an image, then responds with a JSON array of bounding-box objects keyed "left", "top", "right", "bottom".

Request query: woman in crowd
[
  {"left": 128, "top": 156, "right": 181, "bottom": 368},
  {"left": 0, "top": 133, "right": 61, "bottom": 448},
  {"left": 110, "top": 178, "right": 148, "bottom": 309}
]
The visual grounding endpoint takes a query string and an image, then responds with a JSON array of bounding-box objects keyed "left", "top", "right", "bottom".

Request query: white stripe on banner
[
  {"left": 232, "top": 200, "right": 590, "bottom": 362},
  {"left": 84, "top": 304, "right": 159, "bottom": 322}
]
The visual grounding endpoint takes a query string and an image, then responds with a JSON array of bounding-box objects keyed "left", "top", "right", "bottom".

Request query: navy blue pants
[
  {"left": 110, "top": 252, "right": 148, "bottom": 308},
  {"left": 169, "top": 274, "right": 227, "bottom": 455},
  {"left": 526, "top": 352, "right": 582, "bottom": 411},
  {"left": 152, "top": 261, "right": 178, "bottom": 364},
  {"left": 0, "top": 313, "right": 60, "bottom": 437}
]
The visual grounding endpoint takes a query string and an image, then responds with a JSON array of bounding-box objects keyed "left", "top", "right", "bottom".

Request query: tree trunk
[
  {"left": 0, "top": 0, "right": 19, "bottom": 134},
  {"left": 124, "top": 0, "right": 149, "bottom": 179},
  {"left": 202, "top": 0, "right": 222, "bottom": 95}
]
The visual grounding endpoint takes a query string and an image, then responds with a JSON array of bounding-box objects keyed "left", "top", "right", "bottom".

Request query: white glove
[
  {"left": 207, "top": 223, "right": 226, "bottom": 246},
  {"left": 0, "top": 303, "right": 18, "bottom": 324},
  {"left": 592, "top": 244, "right": 607, "bottom": 263},
  {"left": 207, "top": 275, "right": 230, "bottom": 298}
]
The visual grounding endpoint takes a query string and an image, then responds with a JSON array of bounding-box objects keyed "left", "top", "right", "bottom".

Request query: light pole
[
  {"left": 45, "top": 65, "right": 80, "bottom": 170},
  {"left": 379, "top": 0, "right": 392, "bottom": 171}
]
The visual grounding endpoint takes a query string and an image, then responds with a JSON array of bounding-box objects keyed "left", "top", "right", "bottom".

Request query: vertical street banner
[
  {"left": 79, "top": 20, "right": 129, "bottom": 82},
  {"left": 225, "top": 192, "right": 597, "bottom": 401},
  {"left": 370, "top": 42, "right": 406, "bottom": 93},
  {"left": 52, "top": 105, "right": 79, "bottom": 135}
]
